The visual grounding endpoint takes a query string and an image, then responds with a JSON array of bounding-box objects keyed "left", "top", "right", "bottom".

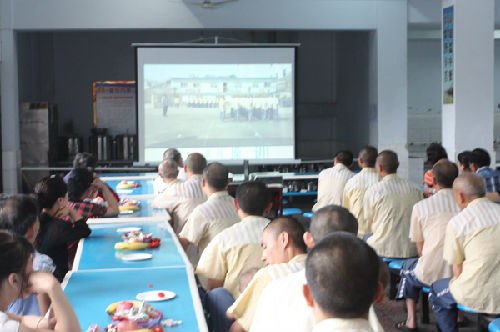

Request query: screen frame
[{"left": 133, "top": 43, "right": 299, "bottom": 166}]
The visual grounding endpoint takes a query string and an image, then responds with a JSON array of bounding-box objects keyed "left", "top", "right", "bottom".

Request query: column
[{"left": 441, "top": 0, "right": 495, "bottom": 161}]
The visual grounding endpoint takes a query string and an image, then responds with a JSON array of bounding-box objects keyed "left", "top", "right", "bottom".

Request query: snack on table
[
  {"left": 119, "top": 199, "right": 141, "bottom": 212},
  {"left": 116, "top": 180, "right": 141, "bottom": 190},
  {"left": 104, "top": 300, "right": 162, "bottom": 332},
  {"left": 115, "top": 231, "right": 161, "bottom": 250}
]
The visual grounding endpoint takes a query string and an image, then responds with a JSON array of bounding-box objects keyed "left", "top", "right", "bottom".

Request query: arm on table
[{"left": 96, "top": 179, "right": 119, "bottom": 217}]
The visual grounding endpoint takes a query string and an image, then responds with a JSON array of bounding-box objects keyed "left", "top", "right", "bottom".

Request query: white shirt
[
  {"left": 250, "top": 269, "right": 383, "bottom": 332},
  {"left": 313, "top": 164, "right": 354, "bottom": 211},
  {"left": 153, "top": 166, "right": 187, "bottom": 195},
  {"left": 0, "top": 311, "right": 19, "bottom": 332}
]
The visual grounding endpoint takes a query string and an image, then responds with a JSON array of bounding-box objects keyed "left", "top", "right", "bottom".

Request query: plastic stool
[
  {"left": 388, "top": 259, "right": 405, "bottom": 270},
  {"left": 489, "top": 318, "right": 500, "bottom": 332},
  {"left": 303, "top": 212, "right": 314, "bottom": 219},
  {"left": 282, "top": 208, "right": 302, "bottom": 216},
  {"left": 457, "top": 304, "right": 478, "bottom": 314}
]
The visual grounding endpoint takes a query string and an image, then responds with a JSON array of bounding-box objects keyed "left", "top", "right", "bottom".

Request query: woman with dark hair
[
  {"left": 0, "top": 232, "right": 81, "bottom": 331},
  {"left": 34, "top": 175, "right": 91, "bottom": 282},
  {"left": 424, "top": 143, "right": 448, "bottom": 196},
  {"left": 457, "top": 150, "right": 473, "bottom": 173}
]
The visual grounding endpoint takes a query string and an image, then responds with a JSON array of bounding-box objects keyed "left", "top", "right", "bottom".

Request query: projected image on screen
[{"left": 142, "top": 63, "right": 293, "bottom": 161}]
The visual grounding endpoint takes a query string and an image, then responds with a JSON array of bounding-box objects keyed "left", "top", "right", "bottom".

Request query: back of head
[
  {"left": 163, "top": 148, "right": 182, "bottom": 165},
  {"left": 377, "top": 150, "right": 399, "bottom": 174},
  {"left": 34, "top": 175, "right": 68, "bottom": 209},
  {"left": 359, "top": 146, "right": 378, "bottom": 168},
  {"left": 335, "top": 150, "right": 354, "bottom": 167},
  {"left": 433, "top": 160, "right": 458, "bottom": 188},
  {"left": 236, "top": 181, "right": 270, "bottom": 216},
  {"left": 471, "top": 148, "right": 491, "bottom": 168},
  {"left": 310, "top": 205, "right": 358, "bottom": 242},
  {"left": 73, "top": 152, "right": 97, "bottom": 171},
  {"left": 67, "top": 168, "right": 93, "bottom": 202},
  {"left": 0, "top": 231, "right": 33, "bottom": 284},
  {"left": 453, "top": 173, "right": 486, "bottom": 199},
  {"left": 457, "top": 151, "right": 473, "bottom": 171},
  {"left": 203, "top": 163, "right": 229, "bottom": 191},
  {"left": 426, "top": 143, "right": 448, "bottom": 165},
  {"left": 0, "top": 195, "right": 39, "bottom": 236},
  {"left": 264, "top": 217, "right": 307, "bottom": 253},
  {"left": 306, "top": 232, "right": 379, "bottom": 318},
  {"left": 159, "top": 159, "right": 179, "bottom": 179},
  {"left": 185, "top": 153, "right": 207, "bottom": 175}
]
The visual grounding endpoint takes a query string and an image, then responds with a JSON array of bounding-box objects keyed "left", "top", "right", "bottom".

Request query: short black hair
[
  {"left": 163, "top": 148, "right": 182, "bottom": 164},
  {"left": 457, "top": 151, "right": 473, "bottom": 171},
  {"left": 203, "top": 163, "right": 229, "bottom": 191},
  {"left": 376, "top": 150, "right": 399, "bottom": 174},
  {"left": 0, "top": 232, "right": 33, "bottom": 286},
  {"left": 310, "top": 205, "right": 358, "bottom": 242},
  {"left": 264, "top": 217, "right": 307, "bottom": 253},
  {"left": 159, "top": 159, "right": 179, "bottom": 179},
  {"left": 335, "top": 151, "right": 353, "bottom": 167},
  {"left": 236, "top": 181, "right": 270, "bottom": 216},
  {"left": 0, "top": 195, "right": 39, "bottom": 236},
  {"left": 426, "top": 143, "right": 448, "bottom": 165},
  {"left": 185, "top": 153, "right": 207, "bottom": 175},
  {"left": 433, "top": 161, "right": 458, "bottom": 188},
  {"left": 34, "top": 175, "right": 68, "bottom": 208},
  {"left": 471, "top": 148, "right": 491, "bottom": 168},
  {"left": 359, "top": 146, "right": 378, "bottom": 168},
  {"left": 73, "top": 152, "right": 97, "bottom": 171},
  {"left": 305, "top": 232, "right": 379, "bottom": 318},
  {"left": 67, "top": 168, "right": 93, "bottom": 202}
]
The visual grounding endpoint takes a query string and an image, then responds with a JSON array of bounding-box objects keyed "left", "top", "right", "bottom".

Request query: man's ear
[
  {"left": 280, "top": 232, "right": 289, "bottom": 249},
  {"left": 358, "top": 157, "right": 363, "bottom": 168},
  {"left": 263, "top": 201, "right": 273, "bottom": 216},
  {"left": 303, "top": 232, "right": 314, "bottom": 249},
  {"left": 373, "top": 282, "right": 385, "bottom": 304},
  {"left": 184, "top": 164, "right": 188, "bottom": 173},
  {"left": 432, "top": 176, "right": 438, "bottom": 187},
  {"left": 202, "top": 178, "right": 207, "bottom": 187},
  {"left": 233, "top": 198, "right": 239, "bottom": 212},
  {"left": 302, "top": 283, "right": 314, "bottom": 308}
]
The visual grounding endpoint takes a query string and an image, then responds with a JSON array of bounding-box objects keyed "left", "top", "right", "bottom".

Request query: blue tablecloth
[
  {"left": 101, "top": 172, "right": 155, "bottom": 178},
  {"left": 106, "top": 179, "right": 155, "bottom": 196},
  {"left": 64, "top": 267, "right": 204, "bottom": 332},
  {"left": 117, "top": 198, "right": 166, "bottom": 219},
  {"left": 74, "top": 221, "right": 185, "bottom": 271}
]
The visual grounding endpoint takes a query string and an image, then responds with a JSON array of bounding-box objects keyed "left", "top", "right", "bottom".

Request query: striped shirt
[
  {"left": 196, "top": 216, "right": 270, "bottom": 298},
  {"left": 179, "top": 191, "right": 239, "bottom": 257},
  {"left": 228, "top": 254, "right": 307, "bottom": 331},
  {"left": 364, "top": 174, "right": 423, "bottom": 258},
  {"left": 343, "top": 168, "right": 380, "bottom": 238},
  {"left": 312, "top": 318, "right": 374, "bottom": 332},
  {"left": 443, "top": 197, "right": 500, "bottom": 313},
  {"left": 313, "top": 163, "right": 354, "bottom": 211},
  {"left": 409, "top": 189, "right": 459, "bottom": 285},
  {"left": 153, "top": 167, "right": 187, "bottom": 195}
]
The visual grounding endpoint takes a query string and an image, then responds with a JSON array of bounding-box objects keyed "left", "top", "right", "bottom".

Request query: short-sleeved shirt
[
  {"left": 476, "top": 167, "right": 500, "bottom": 193},
  {"left": 0, "top": 311, "right": 18, "bottom": 332},
  {"left": 179, "top": 191, "right": 239, "bottom": 256},
  {"left": 196, "top": 216, "right": 270, "bottom": 298},
  {"left": 409, "top": 188, "right": 459, "bottom": 285},
  {"left": 443, "top": 197, "right": 500, "bottom": 313},
  {"left": 312, "top": 318, "right": 373, "bottom": 332},
  {"left": 342, "top": 168, "right": 380, "bottom": 238},
  {"left": 364, "top": 174, "right": 422, "bottom": 258},
  {"left": 228, "top": 254, "right": 307, "bottom": 331},
  {"left": 153, "top": 167, "right": 187, "bottom": 195},
  {"left": 153, "top": 176, "right": 207, "bottom": 233},
  {"left": 313, "top": 164, "right": 354, "bottom": 211},
  {"left": 250, "top": 269, "right": 383, "bottom": 332}
]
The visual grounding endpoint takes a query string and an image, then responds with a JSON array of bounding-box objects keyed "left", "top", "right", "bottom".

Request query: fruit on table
[
  {"left": 106, "top": 301, "right": 143, "bottom": 315},
  {"left": 114, "top": 242, "right": 149, "bottom": 250},
  {"left": 116, "top": 320, "right": 139, "bottom": 332}
]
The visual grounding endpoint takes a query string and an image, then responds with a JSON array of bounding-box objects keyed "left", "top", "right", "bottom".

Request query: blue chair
[
  {"left": 388, "top": 259, "right": 405, "bottom": 270},
  {"left": 421, "top": 287, "right": 431, "bottom": 324},
  {"left": 457, "top": 304, "right": 478, "bottom": 314},
  {"left": 283, "top": 199, "right": 289, "bottom": 205},
  {"left": 489, "top": 318, "right": 500, "bottom": 332},
  {"left": 303, "top": 212, "right": 314, "bottom": 219},
  {"left": 282, "top": 208, "right": 302, "bottom": 216},
  {"left": 382, "top": 258, "right": 404, "bottom": 300}
]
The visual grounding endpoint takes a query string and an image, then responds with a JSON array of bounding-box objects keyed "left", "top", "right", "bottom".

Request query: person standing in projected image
[{"left": 162, "top": 94, "right": 168, "bottom": 117}]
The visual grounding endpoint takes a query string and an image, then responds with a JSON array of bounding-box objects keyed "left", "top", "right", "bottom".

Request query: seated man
[
  {"left": 430, "top": 173, "right": 500, "bottom": 332},
  {"left": 363, "top": 150, "right": 422, "bottom": 258},
  {"left": 343, "top": 146, "right": 380, "bottom": 238},
  {"left": 152, "top": 153, "right": 207, "bottom": 233},
  {"left": 313, "top": 150, "right": 354, "bottom": 211},
  {"left": 226, "top": 217, "right": 308, "bottom": 332},
  {"left": 250, "top": 205, "right": 384, "bottom": 332},
  {"left": 196, "top": 181, "right": 271, "bottom": 331},
  {"left": 153, "top": 148, "right": 187, "bottom": 195},
  {"left": 396, "top": 161, "right": 460, "bottom": 330},
  {"left": 303, "top": 232, "right": 383, "bottom": 332},
  {"left": 423, "top": 143, "right": 448, "bottom": 196},
  {"left": 470, "top": 148, "right": 500, "bottom": 193},
  {"left": 179, "top": 162, "right": 239, "bottom": 260}
]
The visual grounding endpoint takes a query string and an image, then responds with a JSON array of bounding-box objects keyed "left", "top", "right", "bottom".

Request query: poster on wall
[
  {"left": 93, "top": 81, "right": 136, "bottom": 136},
  {"left": 443, "top": 6, "right": 454, "bottom": 104}
]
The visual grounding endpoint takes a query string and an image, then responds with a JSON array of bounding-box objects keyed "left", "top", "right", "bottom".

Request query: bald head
[
  {"left": 185, "top": 153, "right": 207, "bottom": 175},
  {"left": 433, "top": 160, "right": 458, "bottom": 188},
  {"left": 359, "top": 146, "right": 378, "bottom": 168},
  {"left": 163, "top": 148, "right": 182, "bottom": 166},
  {"left": 310, "top": 205, "right": 358, "bottom": 243},
  {"left": 376, "top": 150, "right": 399, "bottom": 174},
  {"left": 453, "top": 173, "right": 485, "bottom": 200},
  {"left": 159, "top": 159, "right": 179, "bottom": 179},
  {"left": 203, "top": 163, "right": 229, "bottom": 191}
]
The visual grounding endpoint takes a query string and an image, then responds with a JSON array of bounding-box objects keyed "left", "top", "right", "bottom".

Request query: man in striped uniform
[
  {"left": 343, "top": 146, "right": 380, "bottom": 238},
  {"left": 179, "top": 162, "right": 239, "bottom": 262},
  {"left": 363, "top": 150, "right": 423, "bottom": 258},
  {"left": 153, "top": 148, "right": 187, "bottom": 195},
  {"left": 396, "top": 160, "right": 460, "bottom": 331},
  {"left": 226, "top": 217, "right": 307, "bottom": 331},
  {"left": 313, "top": 150, "right": 354, "bottom": 211},
  {"left": 430, "top": 173, "right": 500, "bottom": 332},
  {"left": 197, "top": 181, "right": 271, "bottom": 332},
  {"left": 152, "top": 153, "right": 207, "bottom": 233}
]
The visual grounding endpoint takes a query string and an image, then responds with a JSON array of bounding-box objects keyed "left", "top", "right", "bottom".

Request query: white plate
[
  {"left": 116, "top": 227, "right": 142, "bottom": 233},
  {"left": 121, "top": 253, "right": 153, "bottom": 261},
  {"left": 136, "top": 290, "right": 176, "bottom": 302}
]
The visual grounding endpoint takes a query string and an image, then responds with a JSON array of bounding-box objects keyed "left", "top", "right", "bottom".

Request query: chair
[
  {"left": 382, "top": 258, "right": 405, "bottom": 299},
  {"left": 302, "top": 212, "right": 313, "bottom": 218},
  {"left": 282, "top": 208, "right": 302, "bottom": 216},
  {"left": 489, "top": 318, "right": 500, "bottom": 332}
]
